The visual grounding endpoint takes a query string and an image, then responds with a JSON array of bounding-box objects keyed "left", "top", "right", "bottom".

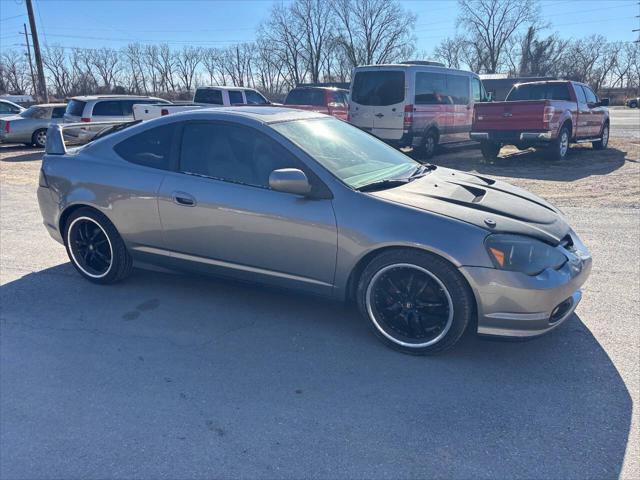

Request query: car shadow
[
  {"left": 1, "top": 264, "right": 632, "bottom": 479},
  {"left": 0, "top": 146, "right": 43, "bottom": 162},
  {"left": 412, "top": 145, "right": 629, "bottom": 182}
]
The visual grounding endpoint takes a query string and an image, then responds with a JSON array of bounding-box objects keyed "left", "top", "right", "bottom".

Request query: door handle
[
  {"left": 172, "top": 191, "right": 196, "bottom": 207},
  {"left": 375, "top": 113, "right": 384, "bottom": 118}
]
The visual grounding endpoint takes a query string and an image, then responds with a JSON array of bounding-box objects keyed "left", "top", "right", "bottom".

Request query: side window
[
  {"left": 328, "top": 91, "right": 348, "bottom": 106},
  {"left": 92, "top": 101, "right": 123, "bottom": 117},
  {"left": 114, "top": 123, "right": 177, "bottom": 170},
  {"left": 244, "top": 90, "right": 268, "bottom": 105},
  {"left": 575, "top": 85, "right": 587, "bottom": 104},
  {"left": 194, "top": 89, "right": 223, "bottom": 105},
  {"left": 228, "top": 91, "right": 244, "bottom": 105},
  {"left": 52, "top": 107, "right": 66, "bottom": 118},
  {"left": 0, "top": 103, "right": 13, "bottom": 113},
  {"left": 446, "top": 75, "right": 470, "bottom": 105},
  {"left": 415, "top": 72, "right": 447, "bottom": 105},
  {"left": 582, "top": 86, "right": 598, "bottom": 104},
  {"left": 179, "top": 122, "right": 302, "bottom": 188},
  {"left": 472, "top": 78, "right": 488, "bottom": 102}
]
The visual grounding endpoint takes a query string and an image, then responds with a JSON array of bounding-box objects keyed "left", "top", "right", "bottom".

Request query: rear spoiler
[{"left": 45, "top": 120, "right": 131, "bottom": 155}]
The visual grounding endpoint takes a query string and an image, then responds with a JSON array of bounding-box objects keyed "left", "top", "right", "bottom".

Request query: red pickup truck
[
  {"left": 283, "top": 86, "right": 349, "bottom": 121},
  {"left": 471, "top": 80, "right": 609, "bottom": 161}
]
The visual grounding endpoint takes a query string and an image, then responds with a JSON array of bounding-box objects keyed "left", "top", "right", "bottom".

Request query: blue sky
[{"left": 1, "top": 0, "right": 638, "bottom": 54}]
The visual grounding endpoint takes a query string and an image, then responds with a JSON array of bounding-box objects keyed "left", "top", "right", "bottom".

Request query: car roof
[
  {"left": 169, "top": 106, "right": 326, "bottom": 124},
  {"left": 196, "top": 86, "right": 257, "bottom": 92},
  {"left": 354, "top": 64, "right": 477, "bottom": 77},
  {"left": 290, "top": 86, "right": 348, "bottom": 92},
  {"left": 69, "top": 95, "right": 162, "bottom": 101}
]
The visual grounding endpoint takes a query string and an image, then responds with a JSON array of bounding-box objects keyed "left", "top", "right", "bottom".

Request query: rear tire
[
  {"left": 592, "top": 122, "right": 609, "bottom": 150},
  {"left": 480, "top": 141, "right": 501, "bottom": 161},
  {"left": 64, "top": 208, "right": 133, "bottom": 284},
  {"left": 548, "top": 125, "right": 570, "bottom": 161},
  {"left": 32, "top": 128, "right": 47, "bottom": 148},
  {"left": 414, "top": 129, "right": 438, "bottom": 160},
  {"left": 356, "top": 249, "right": 474, "bottom": 355}
]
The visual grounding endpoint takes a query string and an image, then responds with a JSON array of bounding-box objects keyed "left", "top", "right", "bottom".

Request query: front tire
[
  {"left": 356, "top": 250, "right": 474, "bottom": 355},
  {"left": 32, "top": 128, "right": 47, "bottom": 148},
  {"left": 592, "top": 122, "right": 609, "bottom": 150},
  {"left": 64, "top": 208, "right": 133, "bottom": 284}
]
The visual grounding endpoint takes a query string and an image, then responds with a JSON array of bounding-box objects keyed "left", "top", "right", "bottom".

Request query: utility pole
[
  {"left": 23, "top": 23, "right": 37, "bottom": 98},
  {"left": 25, "top": 0, "right": 48, "bottom": 102}
]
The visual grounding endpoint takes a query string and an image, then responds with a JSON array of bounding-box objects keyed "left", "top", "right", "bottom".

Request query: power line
[{"left": 0, "top": 14, "right": 26, "bottom": 22}]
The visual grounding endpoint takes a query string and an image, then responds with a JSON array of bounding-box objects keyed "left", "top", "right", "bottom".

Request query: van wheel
[
  {"left": 415, "top": 130, "right": 438, "bottom": 159},
  {"left": 32, "top": 129, "right": 47, "bottom": 148},
  {"left": 592, "top": 123, "right": 609, "bottom": 150},
  {"left": 548, "top": 125, "right": 571, "bottom": 160},
  {"left": 480, "top": 141, "right": 501, "bottom": 161},
  {"left": 356, "top": 249, "right": 473, "bottom": 355}
]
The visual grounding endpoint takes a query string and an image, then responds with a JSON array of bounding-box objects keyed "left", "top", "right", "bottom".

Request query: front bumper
[
  {"left": 461, "top": 231, "right": 592, "bottom": 338},
  {"left": 470, "top": 130, "right": 554, "bottom": 143}
]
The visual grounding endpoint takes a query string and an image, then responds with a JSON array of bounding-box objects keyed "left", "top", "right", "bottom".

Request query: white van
[{"left": 348, "top": 63, "right": 489, "bottom": 157}]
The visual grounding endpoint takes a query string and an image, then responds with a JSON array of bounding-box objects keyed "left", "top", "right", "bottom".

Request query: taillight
[
  {"left": 161, "top": 108, "right": 169, "bottom": 116},
  {"left": 81, "top": 117, "right": 91, "bottom": 123},
  {"left": 543, "top": 106, "right": 555, "bottom": 124},
  {"left": 403, "top": 104, "right": 414, "bottom": 131},
  {"left": 4, "top": 121, "right": 10, "bottom": 133}
]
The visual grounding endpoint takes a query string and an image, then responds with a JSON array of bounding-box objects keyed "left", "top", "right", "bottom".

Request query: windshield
[
  {"left": 272, "top": 117, "right": 418, "bottom": 189},
  {"left": 20, "top": 106, "right": 50, "bottom": 119}
]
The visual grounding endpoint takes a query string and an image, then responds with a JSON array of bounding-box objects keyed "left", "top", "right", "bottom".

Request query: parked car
[
  {"left": 626, "top": 97, "right": 639, "bottom": 108},
  {"left": 133, "top": 86, "right": 272, "bottom": 120},
  {"left": 0, "top": 99, "right": 25, "bottom": 119},
  {"left": 63, "top": 95, "right": 170, "bottom": 142},
  {"left": 39, "top": 107, "right": 591, "bottom": 355},
  {"left": 0, "top": 103, "right": 66, "bottom": 148},
  {"left": 471, "top": 80, "right": 609, "bottom": 161},
  {"left": 348, "top": 63, "right": 489, "bottom": 158},
  {"left": 283, "top": 86, "right": 349, "bottom": 120}
]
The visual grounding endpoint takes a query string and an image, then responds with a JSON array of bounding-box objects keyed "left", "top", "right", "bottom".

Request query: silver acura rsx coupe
[{"left": 38, "top": 107, "right": 592, "bottom": 355}]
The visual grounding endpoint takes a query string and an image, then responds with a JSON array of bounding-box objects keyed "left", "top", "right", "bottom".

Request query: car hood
[{"left": 370, "top": 167, "right": 570, "bottom": 244}]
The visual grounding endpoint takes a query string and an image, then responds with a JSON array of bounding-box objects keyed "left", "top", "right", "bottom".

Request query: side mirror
[
  {"left": 269, "top": 168, "right": 311, "bottom": 196},
  {"left": 599, "top": 98, "right": 609, "bottom": 107}
]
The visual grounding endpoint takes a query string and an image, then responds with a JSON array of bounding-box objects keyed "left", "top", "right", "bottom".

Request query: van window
[
  {"left": 66, "top": 100, "right": 86, "bottom": 117},
  {"left": 285, "top": 89, "right": 326, "bottom": 106},
  {"left": 93, "top": 101, "right": 123, "bottom": 116},
  {"left": 446, "top": 75, "right": 470, "bottom": 105},
  {"left": 415, "top": 72, "right": 447, "bottom": 105},
  {"left": 228, "top": 90, "right": 244, "bottom": 104},
  {"left": 194, "top": 89, "right": 223, "bottom": 105},
  {"left": 351, "top": 71, "right": 405, "bottom": 106},
  {"left": 507, "top": 83, "right": 571, "bottom": 101},
  {"left": 114, "top": 123, "right": 178, "bottom": 170}
]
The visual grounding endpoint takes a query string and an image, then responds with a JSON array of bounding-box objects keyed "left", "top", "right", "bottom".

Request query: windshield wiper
[{"left": 356, "top": 178, "right": 411, "bottom": 192}]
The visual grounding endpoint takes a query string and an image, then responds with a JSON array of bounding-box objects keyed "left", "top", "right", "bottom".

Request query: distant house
[{"left": 479, "top": 75, "right": 555, "bottom": 101}]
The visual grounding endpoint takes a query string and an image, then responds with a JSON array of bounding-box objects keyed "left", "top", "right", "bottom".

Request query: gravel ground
[{"left": 1, "top": 111, "right": 639, "bottom": 479}]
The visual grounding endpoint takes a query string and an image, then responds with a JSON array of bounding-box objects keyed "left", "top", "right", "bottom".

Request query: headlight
[{"left": 485, "top": 234, "right": 567, "bottom": 276}]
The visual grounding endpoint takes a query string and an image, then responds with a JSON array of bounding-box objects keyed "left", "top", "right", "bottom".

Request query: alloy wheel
[
  {"left": 365, "top": 263, "right": 454, "bottom": 348},
  {"left": 67, "top": 217, "right": 113, "bottom": 278}
]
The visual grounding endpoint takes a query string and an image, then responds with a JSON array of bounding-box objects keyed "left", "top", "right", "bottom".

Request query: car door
[
  {"left": 157, "top": 120, "right": 338, "bottom": 294},
  {"left": 582, "top": 85, "right": 604, "bottom": 137},
  {"left": 574, "top": 85, "right": 591, "bottom": 138}
]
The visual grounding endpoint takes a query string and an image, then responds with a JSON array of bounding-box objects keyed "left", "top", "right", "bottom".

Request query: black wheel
[
  {"left": 548, "top": 125, "right": 570, "bottom": 160},
  {"left": 64, "top": 208, "right": 133, "bottom": 284},
  {"left": 356, "top": 250, "right": 474, "bottom": 355},
  {"left": 414, "top": 129, "right": 438, "bottom": 159},
  {"left": 630, "top": 101, "right": 638, "bottom": 108},
  {"left": 32, "top": 128, "right": 47, "bottom": 148},
  {"left": 592, "top": 122, "right": 609, "bottom": 150},
  {"left": 480, "top": 140, "right": 501, "bottom": 161}
]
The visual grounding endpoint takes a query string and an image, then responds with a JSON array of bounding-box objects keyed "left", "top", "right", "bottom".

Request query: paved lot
[{"left": 1, "top": 111, "right": 639, "bottom": 479}]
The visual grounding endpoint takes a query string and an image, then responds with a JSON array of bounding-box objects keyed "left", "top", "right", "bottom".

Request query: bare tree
[
  {"left": 221, "top": 43, "right": 255, "bottom": 87},
  {"left": 43, "top": 46, "right": 73, "bottom": 97},
  {"left": 0, "top": 50, "right": 31, "bottom": 94},
  {"left": 123, "top": 43, "right": 148, "bottom": 94},
  {"left": 434, "top": 36, "right": 466, "bottom": 69},
  {"left": 174, "top": 46, "right": 202, "bottom": 92},
  {"left": 517, "top": 26, "right": 568, "bottom": 77},
  {"left": 332, "top": 0, "right": 416, "bottom": 67},
  {"left": 457, "top": 0, "right": 539, "bottom": 73},
  {"left": 89, "top": 47, "right": 121, "bottom": 90},
  {"left": 291, "top": 0, "right": 335, "bottom": 83},
  {"left": 202, "top": 47, "right": 228, "bottom": 86}
]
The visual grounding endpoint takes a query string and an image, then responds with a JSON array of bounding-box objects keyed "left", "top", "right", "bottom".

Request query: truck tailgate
[{"left": 474, "top": 100, "right": 548, "bottom": 131}]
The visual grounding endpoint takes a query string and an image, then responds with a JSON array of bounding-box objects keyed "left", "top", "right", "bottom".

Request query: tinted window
[
  {"left": 245, "top": 90, "right": 268, "bottom": 105},
  {"left": 66, "top": 100, "right": 86, "bottom": 116},
  {"left": 285, "top": 89, "right": 326, "bottom": 106},
  {"left": 0, "top": 103, "right": 12, "bottom": 114},
  {"left": 447, "top": 75, "right": 470, "bottom": 105},
  {"left": 328, "top": 91, "right": 348, "bottom": 106},
  {"left": 114, "top": 123, "right": 177, "bottom": 170},
  {"left": 575, "top": 85, "right": 587, "bottom": 104},
  {"left": 180, "top": 122, "right": 302, "bottom": 188},
  {"left": 582, "top": 86, "right": 598, "bottom": 104},
  {"left": 194, "top": 89, "right": 223, "bottom": 105},
  {"left": 507, "top": 83, "right": 572, "bottom": 101},
  {"left": 92, "top": 101, "right": 123, "bottom": 116},
  {"left": 228, "top": 91, "right": 244, "bottom": 105},
  {"left": 415, "top": 72, "right": 447, "bottom": 105},
  {"left": 52, "top": 107, "right": 66, "bottom": 118},
  {"left": 351, "top": 71, "right": 405, "bottom": 106},
  {"left": 20, "top": 106, "right": 50, "bottom": 119}
]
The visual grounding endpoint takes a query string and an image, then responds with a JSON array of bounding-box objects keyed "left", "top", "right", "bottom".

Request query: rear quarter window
[
  {"left": 114, "top": 123, "right": 178, "bottom": 170},
  {"left": 66, "top": 100, "right": 86, "bottom": 116},
  {"left": 351, "top": 71, "right": 405, "bottom": 106},
  {"left": 284, "top": 89, "right": 326, "bottom": 106},
  {"left": 194, "top": 89, "right": 223, "bottom": 105}
]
